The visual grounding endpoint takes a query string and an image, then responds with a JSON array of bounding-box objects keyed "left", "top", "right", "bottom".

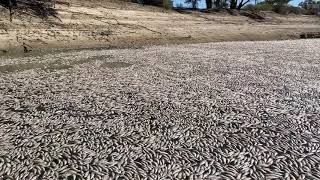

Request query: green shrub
[
  {"left": 272, "top": 5, "right": 288, "bottom": 14},
  {"left": 286, "top": 6, "right": 307, "bottom": 14},
  {"left": 302, "top": 5, "right": 320, "bottom": 15},
  {"left": 273, "top": 5, "right": 309, "bottom": 14},
  {"left": 245, "top": 3, "right": 307, "bottom": 15},
  {"left": 244, "top": 3, "right": 273, "bottom": 12}
]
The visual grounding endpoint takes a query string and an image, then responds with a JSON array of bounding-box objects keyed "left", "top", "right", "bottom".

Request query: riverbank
[{"left": 1, "top": 0, "right": 319, "bottom": 55}]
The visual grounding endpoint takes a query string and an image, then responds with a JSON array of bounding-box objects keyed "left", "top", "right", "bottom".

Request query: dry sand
[{"left": 0, "top": 0, "right": 320, "bottom": 54}]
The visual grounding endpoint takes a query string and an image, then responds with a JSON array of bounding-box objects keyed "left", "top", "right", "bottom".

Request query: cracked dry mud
[{"left": 0, "top": 39, "right": 320, "bottom": 179}]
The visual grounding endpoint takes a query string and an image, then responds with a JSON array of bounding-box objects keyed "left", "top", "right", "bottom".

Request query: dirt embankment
[{"left": 0, "top": 0, "right": 320, "bottom": 54}]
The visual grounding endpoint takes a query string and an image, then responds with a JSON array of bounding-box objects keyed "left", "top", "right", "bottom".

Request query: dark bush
[
  {"left": 245, "top": 3, "right": 308, "bottom": 15},
  {"left": 0, "top": 0, "right": 58, "bottom": 21},
  {"left": 303, "top": 7, "right": 319, "bottom": 15},
  {"left": 244, "top": 3, "right": 273, "bottom": 12},
  {"left": 273, "top": 5, "right": 310, "bottom": 14}
]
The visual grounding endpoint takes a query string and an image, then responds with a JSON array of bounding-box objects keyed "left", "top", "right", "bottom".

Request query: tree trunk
[
  {"left": 11, "top": 0, "right": 16, "bottom": 6},
  {"left": 8, "top": 0, "right": 12, "bottom": 22},
  {"left": 206, "top": 0, "right": 212, "bottom": 9},
  {"left": 163, "top": 0, "right": 171, "bottom": 9},
  {"left": 192, "top": 0, "right": 197, "bottom": 9},
  {"left": 230, "top": 0, "right": 237, "bottom": 9},
  {"left": 214, "top": 0, "right": 222, "bottom": 8},
  {"left": 237, "top": 0, "right": 250, "bottom": 10}
]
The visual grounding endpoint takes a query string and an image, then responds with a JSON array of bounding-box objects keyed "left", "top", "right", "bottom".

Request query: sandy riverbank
[{"left": 1, "top": 0, "right": 320, "bottom": 54}]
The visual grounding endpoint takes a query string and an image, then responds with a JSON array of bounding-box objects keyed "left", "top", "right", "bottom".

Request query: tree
[
  {"left": 299, "top": 0, "right": 320, "bottom": 14},
  {"left": 229, "top": 0, "right": 251, "bottom": 9},
  {"left": 206, "top": 0, "right": 213, "bottom": 8},
  {"left": 237, "top": 0, "right": 250, "bottom": 9},
  {"left": 163, "top": 0, "right": 171, "bottom": 9},
  {"left": 230, "top": 0, "right": 237, "bottom": 9},
  {"left": 185, "top": 0, "right": 200, "bottom": 8},
  {"left": 214, "top": 0, "right": 228, "bottom": 9},
  {"left": 265, "top": 0, "right": 292, "bottom": 6},
  {"left": 299, "top": 0, "right": 319, "bottom": 8},
  {"left": 0, "top": 0, "right": 58, "bottom": 22},
  {"left": 0, "top": 0, "right": 17, "bottom": 21}
]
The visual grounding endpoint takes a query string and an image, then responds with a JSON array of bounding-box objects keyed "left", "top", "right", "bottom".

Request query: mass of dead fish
[{"left": 1, "top": 39, "right": 320, "bottom": 179}]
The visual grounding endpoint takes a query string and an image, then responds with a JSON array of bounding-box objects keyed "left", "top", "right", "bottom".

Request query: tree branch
[{"left": 238, "top": 0, "right": 250, "bottom": 9}]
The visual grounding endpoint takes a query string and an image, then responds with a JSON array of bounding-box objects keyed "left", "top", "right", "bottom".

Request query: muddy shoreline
[
  {"left": 1, "top": 29, "right": 319, "bottom": 58},
  {"left": 1, "top": 2, "right": 320, "bottom": 58}
]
